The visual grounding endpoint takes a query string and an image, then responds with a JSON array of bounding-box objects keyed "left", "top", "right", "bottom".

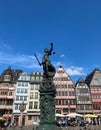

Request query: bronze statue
[
  {"left": 34, "top": 43, "right": 56, "bottom": 78},
  {"left": 35, "top": 43, "right": 57, "bottom": 130}
]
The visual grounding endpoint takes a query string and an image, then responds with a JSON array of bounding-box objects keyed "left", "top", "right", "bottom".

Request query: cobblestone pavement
[
  {"left": 60, "top": 125, "right": 101, "bottom": 130},
  {"left": 1, "top": 125, "right": 101, "bottom": 130}
]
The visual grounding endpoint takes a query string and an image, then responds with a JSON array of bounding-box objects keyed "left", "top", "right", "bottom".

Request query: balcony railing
[
  {"left": 0, "top": 95, "right": 7, "bottom": 98},
  {"left": 0, "top": 105, "right": 12, "bottom": 109},
  {"left": 0, "top": 87, "right": 9, "bottom": 90},
  {"left": 7, "top": 96, "right": 14, "bottom": 99}
]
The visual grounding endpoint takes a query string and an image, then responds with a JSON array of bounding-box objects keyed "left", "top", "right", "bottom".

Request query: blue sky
[{"left": 0, "top": 0, "right": 101, "bottom": 82}]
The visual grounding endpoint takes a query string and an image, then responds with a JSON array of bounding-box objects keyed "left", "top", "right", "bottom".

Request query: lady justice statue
[
  {"left": 34, "top": 43, "right": 56, "bottom": 79},
  {"left": 34, "top": 43, "right": 57, "bottom": 130}
]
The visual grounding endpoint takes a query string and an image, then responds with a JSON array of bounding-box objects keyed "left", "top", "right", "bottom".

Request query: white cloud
[
  {"left": 0, "top": 51, "right": 41, "bottom": 69},
  {"left": 0, "top": 43, "right": 43, "bottom": 70},
  {"left": 65, "top": 66, "right": 87, "bottom": 76},
  {"left": 60, "top": 54, "right": 64, "bottom": 58},
  {"left": 55, "top": 61, "right": 62, "bottom": 67},
  {"left": 0, "top": 42, "right": 12, "bottom": 51},
  {"left": 54, "top": 61, "right": 86, "bottom": 76}
]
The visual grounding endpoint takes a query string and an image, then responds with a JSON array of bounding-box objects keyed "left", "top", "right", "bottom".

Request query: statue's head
[{"left": 44, "top": 48, "right": 49, "bottom": 53}]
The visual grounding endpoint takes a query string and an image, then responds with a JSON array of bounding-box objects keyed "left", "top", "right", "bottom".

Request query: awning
[
  {"left": 55, "top": 113, "right": 66, "bottom": 117},
  {"left": 85, "top": 114, "right": 98, "bottom": 118},
  {"left": 66, "top": 113, "right": 84, "bottom": 118}
]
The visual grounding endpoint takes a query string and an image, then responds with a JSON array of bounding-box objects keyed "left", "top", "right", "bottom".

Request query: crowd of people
[{"left": 56, "top": 115, "right": 101, "bottom": 128}]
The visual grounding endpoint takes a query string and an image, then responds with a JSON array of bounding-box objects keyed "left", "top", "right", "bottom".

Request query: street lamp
[{"left": 19, "top": 101, "right": 25, "bottom": 128}]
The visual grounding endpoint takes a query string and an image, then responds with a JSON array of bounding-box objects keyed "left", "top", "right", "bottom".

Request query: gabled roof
[
  {"left": 75, "top": 77, "right": 86, "bottom": 87},
  {"left": 77, "top": 77, "right": 85, "bottom": 83},
  {"left": 54, "top": 65, "right": 75, "bottom": 85},
  {"left": 57, "top": 65, "right": 65, "bottom": 73},
  {"left": 85, "top": 68, "right": 101, "bottom": 86},
  {"left": 1, "top": 65, "right": 12, "bottom": 76},
  {"left": 0, "top": 66, "right": 23, "bottom": 82}
]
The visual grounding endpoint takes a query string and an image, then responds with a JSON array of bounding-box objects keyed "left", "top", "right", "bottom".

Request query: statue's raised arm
[{"left": 49, "top": 43, "right": 53, "bottom": 55}]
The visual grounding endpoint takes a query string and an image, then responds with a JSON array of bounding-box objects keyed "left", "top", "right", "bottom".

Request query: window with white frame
[
  {"left": 29, "top": 102, "right": 33, "bottom": 109},
  {"left": 34, "top": 92, "right": 38, "bottom": 99},
  {"left": 30, "top": 92, "right": 33, "bottom": 99},
  {"left": 34, "top": 102, "right": 38, "bottom": 109}
]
